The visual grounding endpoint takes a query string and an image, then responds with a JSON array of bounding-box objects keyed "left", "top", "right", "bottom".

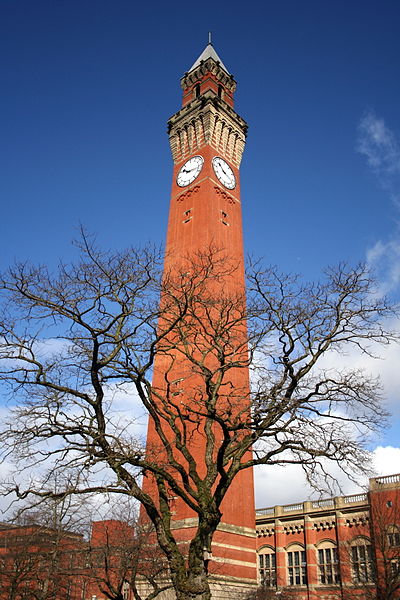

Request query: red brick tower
[{"left": 143, "top": 42, "right": 257, "bottom": 595}]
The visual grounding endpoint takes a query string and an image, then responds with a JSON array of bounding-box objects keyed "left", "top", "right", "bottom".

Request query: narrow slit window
[
  {"left": 171, "top": 378, "right": 184, "bottom": 396},
  {"left": 183, "top": 208, "right": 192, "bottom": 223}
]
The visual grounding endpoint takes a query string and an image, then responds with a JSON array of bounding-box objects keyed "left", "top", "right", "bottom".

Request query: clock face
[
  {"left": 176, "top": 156, "right": 204, "bottom": 187},
  {"left": 212, "top": 156, "right": 236, "bottom": 190}
]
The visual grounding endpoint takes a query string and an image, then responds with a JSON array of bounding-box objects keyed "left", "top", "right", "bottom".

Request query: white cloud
[
  {"left": 366, "top": 238, "right": 400, "bottom": 296},
  {"left": 372, "top": 445, "right": 400, "bottom": 475},
  {"left": 0, "top": 459, "right": 15, "bottom": 516},
  {"left": 315, "top": 315, "right": 400, "bottom": 414},
  {"left": 105, "top": 382, "right": 149, "bottom": 442},
  {"left": 356, "top": 111, "right": 400, "bottom": 298},
  {"left": 0, "top": 380, "right": 149, "bottom": 520},
  {"left": 357, "top": 111, "right": 400, "bottom": 197},
  {"left": 254, "top": 460, "right": 362, "bottom": 509},
  {"left": 255, "top": 446, "right": 400, "bottom": 509}
]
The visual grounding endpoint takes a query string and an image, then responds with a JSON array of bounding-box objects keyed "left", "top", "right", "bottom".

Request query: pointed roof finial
[{"left": 188, "top": 38, "right": 230, "bottom": 74}]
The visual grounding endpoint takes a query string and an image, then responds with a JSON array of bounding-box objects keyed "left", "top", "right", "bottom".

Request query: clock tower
[
  {"left": 165, "top": 42, "right": 248, "bottom": 272},
  {"left": 143, "top": 42, "right": 258, "bottom": 597}
]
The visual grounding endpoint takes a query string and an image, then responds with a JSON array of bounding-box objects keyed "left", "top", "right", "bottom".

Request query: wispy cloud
[
  {"left": 357, "top": 111, "right": 400, "bottom": 199},
  {"left": 356, "top": 111, "right": 400, "bottom": 295},
  {"left": 366, "top": 238, "right": 400, "bottom": 296}
]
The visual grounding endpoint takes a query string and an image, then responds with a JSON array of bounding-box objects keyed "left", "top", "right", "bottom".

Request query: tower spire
[{"left": 188, "top": 39, "right": 230, "bottom": 74}]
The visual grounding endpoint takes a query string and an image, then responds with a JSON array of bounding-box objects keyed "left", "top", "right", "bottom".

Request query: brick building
[
  {"left": 0, "top": 474, "right": 399, "bottom": 600},
  {"left": 0, "top": 522, "right": 85, "bottom": 600},
  {"left": 255, "top": 473, "right": 400, "bottom": 599}
]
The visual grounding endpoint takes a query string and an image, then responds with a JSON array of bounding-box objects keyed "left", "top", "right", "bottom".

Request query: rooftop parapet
[{"left": 369, "top": 472, "right": 400, "bottom": 490}]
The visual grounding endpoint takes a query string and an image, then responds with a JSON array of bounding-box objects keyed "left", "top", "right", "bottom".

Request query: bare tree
[
  {"left": 84, "top": 503, "right": 171, "bottom": 600},
  {"left": 0, "top": 505, "right": 85, "bottom": 600},
  {"left": 245, "top": 588, "right": 303, "bottom": 600},
  {"left": 0, "top": 525, "right": 44, "bottom": 600},
  {"left": 315, "top": 486, "right": 400, "bottom": 600},
  {"left": 366, "top": 489, "right": 400, "bottom": 600},
  {"left": 0, "top": 238, "right": 397, "bottom": 600}
]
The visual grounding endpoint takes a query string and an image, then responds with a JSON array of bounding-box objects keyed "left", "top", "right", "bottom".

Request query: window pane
[
  {"left": 288, "top": 550, "right": 307, "bottom": 586},
  {"left": 326, "top": 548, "right": 332, "bottom": 563},
  {"left": 318, "top": 545, "right": 339, "bottom": 585},
  {"left": 259, "top": 551, "right": 276, "bottom": 588},
  {"left": 352, "top": 544, "right": 372, "bottom": 583}
]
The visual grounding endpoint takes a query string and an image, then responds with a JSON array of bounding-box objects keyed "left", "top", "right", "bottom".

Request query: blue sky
[{"left": 1, "top": 0, "right": 400, "bottom": 505}]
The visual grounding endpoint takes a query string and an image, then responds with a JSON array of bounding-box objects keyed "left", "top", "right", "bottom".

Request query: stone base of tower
[
  {"left": 136, "top": 575, "right": 258, "bottom": 600},
  {"left": 135, "top": 517, "right": 258, "bottom": 599},
  {"left": 209, "top": 575, "right": 258, "bottom": 599}
]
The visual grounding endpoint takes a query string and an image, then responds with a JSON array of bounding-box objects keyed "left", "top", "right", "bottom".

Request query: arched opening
[
  {"left": 316, "top": 540, "right": 340, "bottom": 584},
  {"left": 258, "top": 545, "right": 276, "bottom": 588}
]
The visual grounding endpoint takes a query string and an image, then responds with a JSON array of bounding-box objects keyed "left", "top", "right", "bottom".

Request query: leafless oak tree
[{"left": 0, "top": 238, "right": 396, "bottom": 600}]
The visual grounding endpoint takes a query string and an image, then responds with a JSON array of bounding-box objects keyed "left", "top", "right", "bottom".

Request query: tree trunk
[{"left": 173, "top": 569, "right": 211, "bottom": 600}]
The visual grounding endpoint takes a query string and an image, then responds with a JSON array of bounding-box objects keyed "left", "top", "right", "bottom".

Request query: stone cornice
[
  {"left": 168, "top": 92, "right": 247, "bottom": 134},
  {"left": 167, "top": 94, "right": 248, "bottom": 167}
]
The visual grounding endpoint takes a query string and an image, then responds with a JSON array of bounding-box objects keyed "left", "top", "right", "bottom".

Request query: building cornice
[{"left": 167, "top": 94, "right": 248, "bottom": 167}]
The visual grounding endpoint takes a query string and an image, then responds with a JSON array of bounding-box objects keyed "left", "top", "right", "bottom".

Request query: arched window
[
  {"left": 122, "top": 582, "right": 130, "bottom": 600},
  {"left": 195, "top": 84, "right": 201, "bottom": 98},
  {"left": 351, "top": 537, "right": 373, "bottom": 583},
  {"left": 286, "top": 544, "right": 307, "bottom": 586},
  {"left": 387, "top": 525, "right": 400, "bottom": 548},
  {"left": 258, "top": 546, "right": 276, "bottom": 587},
  {"left": 316, "top": 541, "right": 339, "bottom": 584}
]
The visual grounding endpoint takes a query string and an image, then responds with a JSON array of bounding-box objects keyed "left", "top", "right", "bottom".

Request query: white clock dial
[
  {"left": 212, "top": 156, "right": 236, "bottom": 190},
  {"left": 176, "top": 156, "right": 204, "bottom": 187}
]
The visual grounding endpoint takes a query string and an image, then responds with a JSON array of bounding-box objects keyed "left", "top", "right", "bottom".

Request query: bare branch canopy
[{"left": 0, "top": 239, "right": 397, "bottom": 600}]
